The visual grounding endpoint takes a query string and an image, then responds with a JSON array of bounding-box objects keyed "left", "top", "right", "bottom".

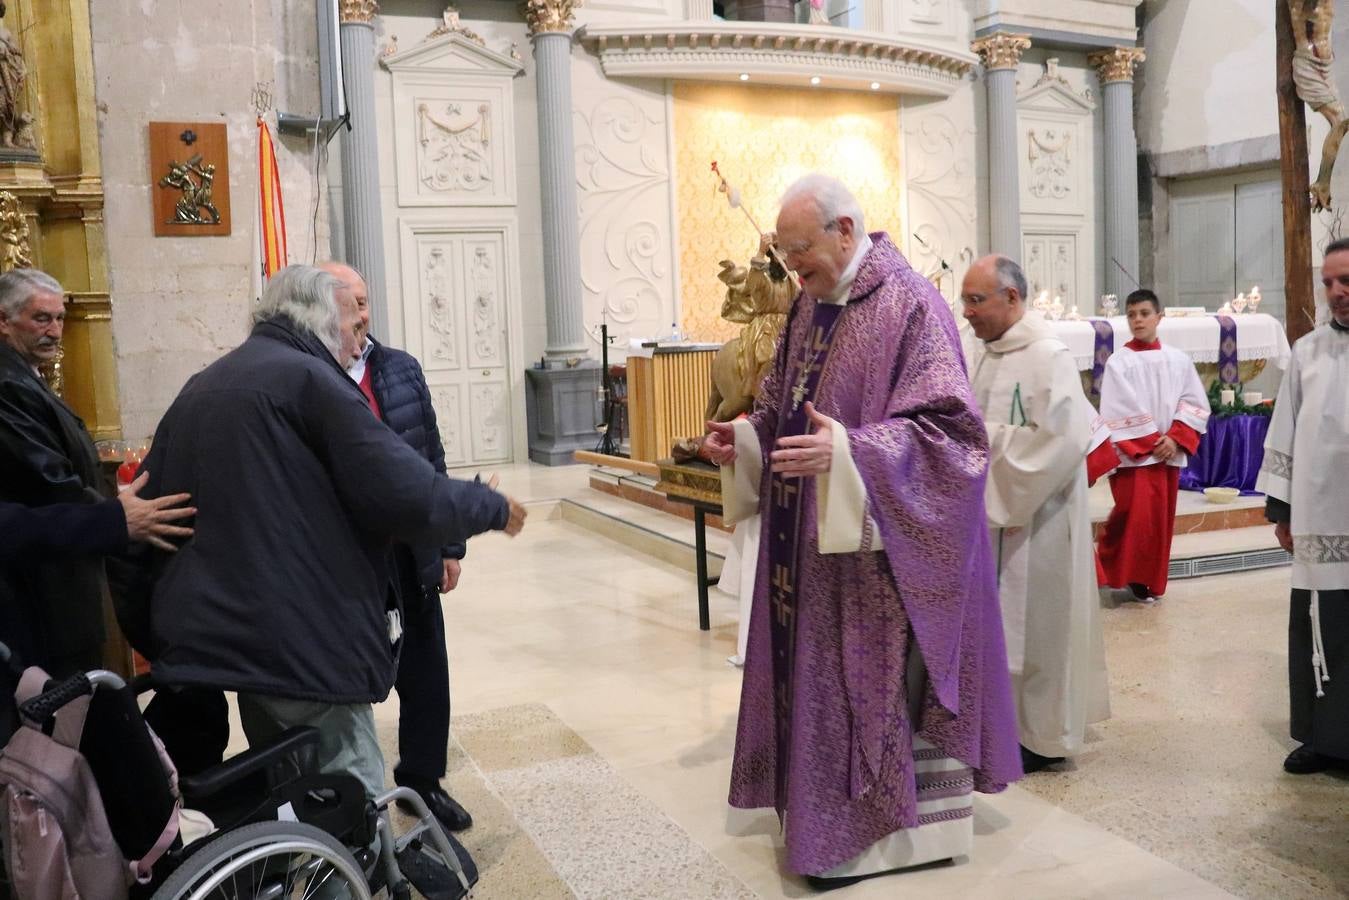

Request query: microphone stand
[{"left": 595, "top": 321, "right": 621, "bottom": 456}]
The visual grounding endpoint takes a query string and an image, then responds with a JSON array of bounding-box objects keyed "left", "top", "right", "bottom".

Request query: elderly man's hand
[
  {"left": 119, "top": 471, "right": 196, "bottom": 551},
  {"left": 770, "top": 402, "right": 833, "bottom": 478},
  {"left": 703, "top": 419, "right": 737, "bottom": 465},
  {"left": 439, "top": 558, "right": 462, "bottom": 593},
  {"left": 502, "top": 495, "right": 527, "bottom": 536}
]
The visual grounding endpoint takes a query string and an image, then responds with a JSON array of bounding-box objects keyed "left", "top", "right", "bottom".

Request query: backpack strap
[{"left": 129, "top": 798, "right": 182, "bottom": 884}]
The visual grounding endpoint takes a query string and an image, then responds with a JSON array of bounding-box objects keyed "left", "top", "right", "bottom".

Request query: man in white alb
[{"left": 961, "top": 254, "right": 1112, "bottom": 774}]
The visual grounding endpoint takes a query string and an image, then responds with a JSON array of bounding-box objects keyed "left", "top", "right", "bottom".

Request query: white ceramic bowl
[{"left": 1204, "top": 487, "right": 1240, "bottom": 504}]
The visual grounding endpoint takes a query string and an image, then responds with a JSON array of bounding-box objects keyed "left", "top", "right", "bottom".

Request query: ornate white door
[{"left": 398, "top": 222, "right": 515, "bottom": 468}]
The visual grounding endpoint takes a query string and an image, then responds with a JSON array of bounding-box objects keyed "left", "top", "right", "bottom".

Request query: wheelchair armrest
[{"left": 179, "top": 725, "right": 320, "bottom": 800}]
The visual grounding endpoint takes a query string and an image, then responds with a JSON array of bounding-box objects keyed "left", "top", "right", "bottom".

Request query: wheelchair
[{"left": 1, "top": 649, "right": 475, "bottom": 900}]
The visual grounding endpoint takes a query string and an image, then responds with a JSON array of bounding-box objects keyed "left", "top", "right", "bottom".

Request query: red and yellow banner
[{"left": 257, "top": 117, "right": 288, "bottom": 279}]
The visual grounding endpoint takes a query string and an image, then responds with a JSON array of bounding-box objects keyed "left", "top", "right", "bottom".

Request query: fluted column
[
  {"left": 524, "top": 0, "right": 588, "bottom": 364},
  {"left": 971, "top": 33, "right": 1031, "bottom": 257},
  {"left": 339, "top": 0, "right": 390, "bottom": 341},
  {"left": 1089, "top": 46, "right": 1146, "bottom": 299}
]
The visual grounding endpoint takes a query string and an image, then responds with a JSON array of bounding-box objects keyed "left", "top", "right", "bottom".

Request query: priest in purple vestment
[{"left": 705, "top": 174, "right": 1021, "bottom": 888}]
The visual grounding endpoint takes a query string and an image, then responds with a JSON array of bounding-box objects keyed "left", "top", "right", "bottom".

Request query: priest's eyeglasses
[
  {"left": 960, "top": 287, "right": 1009, "bottom": 308},
  {"left": 781, "top": 219, "right": 840, "bottom": 260}
]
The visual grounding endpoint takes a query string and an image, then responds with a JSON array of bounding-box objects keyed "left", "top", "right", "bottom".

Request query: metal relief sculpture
[
  {"left": 417, "top": 102, "right": 493, "bottom": 193},
  {"left": 158, "top": 155, "right": 222, "bottom": 225},
  {"left": 1287, "top": 0, "right": 1348, "bottom": 210}
]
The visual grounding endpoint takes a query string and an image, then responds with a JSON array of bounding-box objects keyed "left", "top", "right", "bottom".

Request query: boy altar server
[{"left": 1097, "top": 289, "right": 1210, "bottom": 603}]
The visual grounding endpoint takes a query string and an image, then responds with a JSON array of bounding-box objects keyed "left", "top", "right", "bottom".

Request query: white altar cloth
[{"left": 1047, "top": 313, "right": 1291, "bottom": 372}]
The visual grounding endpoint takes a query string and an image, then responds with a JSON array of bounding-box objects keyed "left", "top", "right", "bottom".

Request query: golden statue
[
  {"left": 0, "top": 190, "right": 31, "bottom": 271},
  {"left": 707, "top": 232, "right": 796, "bottom": 422}
]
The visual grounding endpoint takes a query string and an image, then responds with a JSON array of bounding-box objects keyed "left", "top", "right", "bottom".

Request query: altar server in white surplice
[
  {"left": 960, "top": 255, "right": 1111, "bottom": 775},
  {"left": 1256, "top": 236, "right": 1349, "bottom": 777},
  {"left": 1096, "top": 289, "right": 1210, "bottom": 603}
]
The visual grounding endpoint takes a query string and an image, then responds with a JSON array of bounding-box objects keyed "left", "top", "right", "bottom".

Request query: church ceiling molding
[{"left": 579, "top": 23, "right": 975, "bottom": 96}]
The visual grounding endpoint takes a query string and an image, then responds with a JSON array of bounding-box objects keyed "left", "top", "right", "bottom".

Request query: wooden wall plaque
[{"left": 149, "top": 121, "right": 232, "bottom": 237}]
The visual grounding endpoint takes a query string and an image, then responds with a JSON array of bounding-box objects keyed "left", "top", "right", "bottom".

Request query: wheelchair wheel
[{"left": 151, "top": 820, "right": 372, "bottom": 900}]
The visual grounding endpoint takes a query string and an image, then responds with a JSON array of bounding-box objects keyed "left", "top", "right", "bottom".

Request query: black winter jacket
[
  {"left": 116, "top": 317, "right": 508, "bottom": 703},
  {"left": 0, "top": 341, "right": 109, "bottom": 671},
  {"left": 366, "top": 338, "right": 464, "bottom": 587}
]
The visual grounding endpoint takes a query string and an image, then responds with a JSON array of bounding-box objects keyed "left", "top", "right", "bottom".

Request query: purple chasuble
[{"left": 728, "top": 233, "right": 1022, "bottom": 876}]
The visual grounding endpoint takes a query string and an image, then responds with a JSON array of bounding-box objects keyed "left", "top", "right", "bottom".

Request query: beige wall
[
  {"left": 1137, "top": 0, "right": 1275, "bottom": 157},
  {"left": 91, "top": 1, "right": 332, "bottom": 439}
]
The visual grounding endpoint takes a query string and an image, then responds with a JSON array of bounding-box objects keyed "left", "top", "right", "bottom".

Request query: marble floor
[{"left": 354, "top": 463, "right": 1347, "bottom": 899}]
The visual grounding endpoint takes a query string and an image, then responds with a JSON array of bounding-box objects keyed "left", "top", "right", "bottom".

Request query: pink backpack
[{"left": 0, "top": 668, "right": 180, "bottom": 900}]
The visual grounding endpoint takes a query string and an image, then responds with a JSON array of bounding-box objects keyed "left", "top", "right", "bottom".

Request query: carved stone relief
[
  {"left": 903, "top": 101, "right": 977, "bottom": 309},
  {"left": 574, "top": 64, "right": 675, "bottom": 351},
  {"left": 423, "top": 245, "right": 458, "bottom": 367},
  {"left": 905, "top": 0, "right": 944, "bottom": 26},
  {"left": 417, "top": 100, "right": 493, "bottom": 193},
  {"left": 467, "top": 241, "right": 503, "bottom": 365},
  {"left": 1023, "top": 233, "right": 1078, "bottom": 306},
  {"left": 470, "top": 382, "right": 509, "bottom": 461},
  {"left": 430, "top": 384, "right": 467, "bottom": 466},
  {"left": 1027, "top": 127, "right": 1073, "bottom": 200}
]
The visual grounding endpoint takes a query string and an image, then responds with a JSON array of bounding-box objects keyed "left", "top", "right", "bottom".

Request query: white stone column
[
  {"left": 525, "top": 0, "right": 588, "bottom": 364},
  {"left": 1089, "top": 47, "right": 1146, "bottom": 299},
  {"left": 339, "top": 0, "right": 390, "bottom": 341},
  {"left": 971, "top": 33, "right": 1031, "bottom": 258}
]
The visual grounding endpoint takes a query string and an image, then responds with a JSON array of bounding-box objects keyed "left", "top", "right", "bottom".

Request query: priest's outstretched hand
[
  {"left": 703, "top": 419, "right": 737, "bottom": 465},
  {"left": 771, "top": 402, "right": 833, "bottom": 477}
]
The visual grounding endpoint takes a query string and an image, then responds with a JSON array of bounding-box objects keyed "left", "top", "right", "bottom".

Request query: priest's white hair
[
  {"left": 0, "top": 268, "right": 64, "bottom": 320},
  {"left": 780, "top": 173, "right": 866, "bottom": 236},
  {"left": 254, "top": 264, "right": 344, "bottom": 361}
]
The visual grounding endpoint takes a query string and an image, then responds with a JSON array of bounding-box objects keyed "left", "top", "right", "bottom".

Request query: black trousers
[
  {"left": 1289, "top": 588, "right": 1349, "bottom": 760},
  {"left": 393, "top": 568, "right": 451, "bottom": 787}
]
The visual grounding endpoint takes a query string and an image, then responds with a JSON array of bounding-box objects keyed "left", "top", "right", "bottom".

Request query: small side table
[{"left": 654, "top": 459, "right": 725, "bottom": 631}]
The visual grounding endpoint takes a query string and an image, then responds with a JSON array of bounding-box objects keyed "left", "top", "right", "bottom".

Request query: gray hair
[
  {"left": 0, "top": 268, "right": 64, "bottom": 320},
  {"left": 992, "top": 256, "right": 1028, "bottom": 302},
  {"left": 780, "top": 173, "right": 866, "bottom": 236},
  {"left": 253, "top": 264, "right": 343, "bottom": 359}
]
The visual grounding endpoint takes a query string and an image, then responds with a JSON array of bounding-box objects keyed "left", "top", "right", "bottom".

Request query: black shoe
[
  {"left": 1020, "top": 745, "right": 1066, "bottom": 774},
  {"left": 804, "top": 858, "right": 954, "bottom": 891},
  {"left": 1283, "top": 744, "right": 1338, "bottom": 775},
  {"left": 395, "top": 844, "right": 472, "bottom": 900},
  {"left": 397, "top": 785, "right": 474, "bottom": 832}
]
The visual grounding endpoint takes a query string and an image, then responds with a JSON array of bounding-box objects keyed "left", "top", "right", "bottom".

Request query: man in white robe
[
  {"left": 1256, "top": 237, "right": 1349, "bottom": 775},
  {"left": 961, "top": 255, "right": 1111, "bottom": 774}
]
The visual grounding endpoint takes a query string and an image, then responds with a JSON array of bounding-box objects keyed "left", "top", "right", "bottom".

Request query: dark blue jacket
[
  {"left": 366, "top": 338, "right": 465, "bottom": 589},
  {"left": 117, "top": 317, "right": 508, "bottom": 703}
]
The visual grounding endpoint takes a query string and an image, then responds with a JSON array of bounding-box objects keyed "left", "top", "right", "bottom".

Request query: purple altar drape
[{"left": 1179, "top": 414, "right": 1270, "bottom": 494}]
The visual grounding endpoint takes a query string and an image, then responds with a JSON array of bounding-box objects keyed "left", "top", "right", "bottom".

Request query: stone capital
[
  {"left": 1088, "top": 46, "right": 1145, "bottom": 84},
  {"left": 970, "top": 32, "right": 1031, "bottom": 72},
  {"left": 523, "top": 0, "right": 580, "bottom": 36},
  {"left": 339, "top": 0, "right": 379, "bottom": 24}
]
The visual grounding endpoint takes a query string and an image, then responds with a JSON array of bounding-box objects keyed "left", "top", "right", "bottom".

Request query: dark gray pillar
[{"left": 1090, "top": 47, "right": 1146, "bottom": 299}]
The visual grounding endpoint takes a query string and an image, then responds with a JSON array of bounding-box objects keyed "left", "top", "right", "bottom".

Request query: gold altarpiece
[{"left": 4, "top": 0, "right": 119, "bottom": 439}]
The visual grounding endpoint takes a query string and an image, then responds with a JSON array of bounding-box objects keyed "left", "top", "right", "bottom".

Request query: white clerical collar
[{"left": 820, "top": 233, "right": 873, "bottom": 305}]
